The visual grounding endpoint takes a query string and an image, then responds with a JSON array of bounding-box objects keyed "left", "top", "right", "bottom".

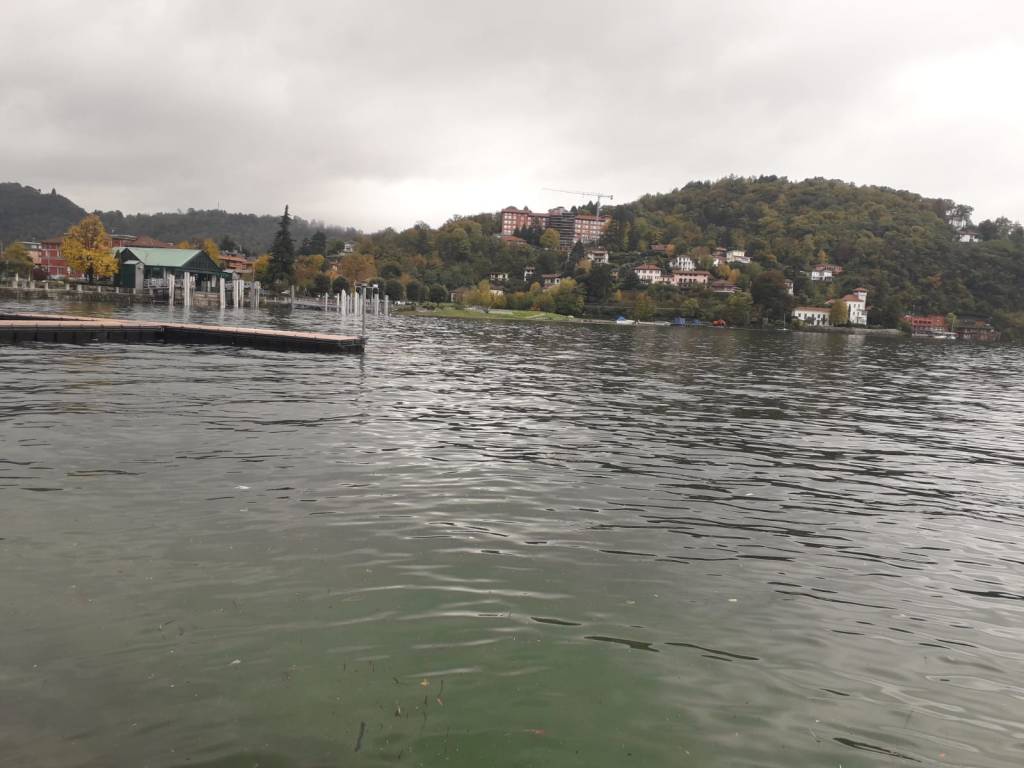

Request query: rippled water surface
[{"left": 2, "top": 300, "right": 1024, "bottom": 767}]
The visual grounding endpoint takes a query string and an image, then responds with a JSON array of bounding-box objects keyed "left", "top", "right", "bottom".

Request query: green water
[{"left": 2, "top": 301, "right": 1023, "bottom": 766}]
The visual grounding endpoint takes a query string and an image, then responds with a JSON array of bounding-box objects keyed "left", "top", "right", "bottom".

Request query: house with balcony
[{"left": 664, "top": 270, "right": 710, "bottom": 287}]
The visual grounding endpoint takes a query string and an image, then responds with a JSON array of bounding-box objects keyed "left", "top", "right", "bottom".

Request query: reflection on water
[{"left": 2, "top": 300, "right": 1024, "bottom": 767}]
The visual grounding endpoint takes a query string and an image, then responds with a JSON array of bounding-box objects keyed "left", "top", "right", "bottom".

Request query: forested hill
[
  {"left": 97, "top": 209, "right": 359, "bottom": 254},
  {"left": 0, "top": 182, "right": 359, "bottom": 253},
  {"left": 0, "top": 183, "right": 87, "bottom": 244},
  {"left": 603, "top": 177, "right": 1024, "bottom": 321}
]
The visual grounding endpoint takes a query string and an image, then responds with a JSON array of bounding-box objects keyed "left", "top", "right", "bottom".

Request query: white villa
[
  {"left": 793, "top": 307, "right": 831, "bottom": 326},
  {"left": 670, "top": 255, "right": 696, "bottom": 271},
  {"left": 586, "top": 249, "right": 610, "bottom": 264},
  {"left": 793, "top": 288, "right": 868, "bottom": 327},
  {"left": 842, "top": 288, "right": 868, "bottom": 325},
  {"left": 809, "top": 264, "right": 843, "bottom": 282},
  {"left": 634, "top": 264, "right": 663, "bottom": 283},
  {"left": 726, "top": 249, "right": 750, "bottom": 264}
]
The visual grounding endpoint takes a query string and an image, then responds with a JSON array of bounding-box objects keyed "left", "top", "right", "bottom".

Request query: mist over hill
[{"left": 0, "top": 183, "right": 359, "bottom": 253}]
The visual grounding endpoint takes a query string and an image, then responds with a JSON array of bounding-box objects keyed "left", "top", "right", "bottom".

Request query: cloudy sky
[{"left": 2, "top": 0, "right": 1022, "bottom": 231}]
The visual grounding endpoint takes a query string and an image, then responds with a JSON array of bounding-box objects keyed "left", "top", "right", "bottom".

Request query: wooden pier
[{"left": 0, "top": 312, "right": 365, "bottom": 354}]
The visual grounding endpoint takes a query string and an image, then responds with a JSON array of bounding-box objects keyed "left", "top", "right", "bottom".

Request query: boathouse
[{"left": 115, "top": 247, "right": 229, "bottom": 291}]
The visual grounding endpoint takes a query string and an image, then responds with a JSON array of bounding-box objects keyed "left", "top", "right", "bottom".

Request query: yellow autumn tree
[
  {"left": 338, "top": 252, "right": 377, "bottom": 286},
  {"left": 63, "top": 215, "right": 117, "bottom": 283},
  {"left": 252, "top": 254, "right": 271, "bottom": 283},
  {"left": 202, "top": 238, "right": 222, "bottom": 266}
]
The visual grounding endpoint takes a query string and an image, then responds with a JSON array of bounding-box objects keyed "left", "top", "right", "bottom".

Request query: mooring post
[
  {"left": 219, "top": 277, "right": 226, "bottom": 308},
  {"left": 384, "top": 295, "right": 389, "bottom": 317},
  {"left": 290, "top": 285, "right": 295, "bottom": 307},
  {"left": 168, "top": 273, "right": 175, "bottom": 306},
  {"left": 361, "top": 285, "right": 367, "bottom": 338}
]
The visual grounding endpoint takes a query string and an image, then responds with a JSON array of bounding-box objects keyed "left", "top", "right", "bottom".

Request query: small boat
[{"left": 615, "top": 316, "right": 636, "bottom": 325}]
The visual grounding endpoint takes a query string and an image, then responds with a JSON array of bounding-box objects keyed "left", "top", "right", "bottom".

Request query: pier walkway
[{"left": 0, "top": 312, "right": 365, "bottom": 354}]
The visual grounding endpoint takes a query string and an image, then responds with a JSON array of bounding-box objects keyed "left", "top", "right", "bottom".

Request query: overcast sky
[{"left": 2, "top": 0, "right": 1022, "bottom": 231}]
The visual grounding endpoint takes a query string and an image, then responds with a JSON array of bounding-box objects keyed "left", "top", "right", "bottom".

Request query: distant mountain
[
  {"left": 97, "top": 209, "right": 360, "bottom": 255},
  {"left": 0, "top": 182, "right": 360, "bottom": 253},
  {"left": 0, "top": 183, "right": 87, "bottom": 245}
]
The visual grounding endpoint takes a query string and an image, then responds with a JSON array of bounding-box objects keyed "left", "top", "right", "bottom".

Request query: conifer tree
[{"left": 267, "top": 205, "right": 295, "bottom": 285}]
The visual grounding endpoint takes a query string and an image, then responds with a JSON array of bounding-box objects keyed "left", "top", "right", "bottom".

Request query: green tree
[
  {"left": 680, "top": 298, "right": 700, "bottom": 317},
  {"left": 584, "top": 262, "right": 614, "bottom": 302},
  {"left": 0, "top": 242, "right": 34, "bottom": 277},
  {"left": 332, "top": 275, "right": 350, "bottom": 294},
  {"left": 619, "top": 268, "right": 642, "bottom": 291},
  {"left": 551, "top": 278, "right": 584, "bottom": 315},
  {"left": 830, "top": 299, "right": 849, "bottom": 326},
  {"left": 384, "top": 278, "right": 405, "bottom": 302},
  {"left": 266, "top": 205, "right": 296, "bottom": 286},
  {"left": 406, "top": 280, "right": 424, "bottom": 302},
  {"left": 312, "top": 273, "right": 331, "bottom": 294},
  {"left": 539, "top": 228, "right": 561, "bottom": 251},
  {"left": 751, "top": 270, "right": 793, "bottom": 321},
  {"left": 63, "top": 214, "right": 117, "bottom": 283},
  {"left": 723, "top": 291, "right": 754, "bottom": 326},
  {"left": 631, "top": 293, "right": 655, "bottom": 321},
  {"left": 309, "top": 230, "right": 327, "bottom": 255},
  {"left": 567, "top": 240, "right": 585, "bottom": 271},
  {"left": 429, "top": 283, "right": 448, "bottom": 303}
]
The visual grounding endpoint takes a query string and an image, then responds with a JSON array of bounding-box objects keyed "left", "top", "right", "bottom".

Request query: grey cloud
[{"left": 1, "top": 0, "right": 1021, "bottom": 230}]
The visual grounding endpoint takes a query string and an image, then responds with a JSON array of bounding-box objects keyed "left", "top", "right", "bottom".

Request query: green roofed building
[{"left": 115, "top": 247, "right": 229, "bottom": 291}]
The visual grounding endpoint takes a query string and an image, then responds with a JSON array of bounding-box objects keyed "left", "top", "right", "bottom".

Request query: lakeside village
[{"left": 0, "top": 204, "right": 1002, "bottom": 341}]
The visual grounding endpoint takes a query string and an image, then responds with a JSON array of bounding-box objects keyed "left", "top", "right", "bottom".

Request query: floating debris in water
[
  {"left": 229, "top": 659, "right": 241, "bottom": 666},
  {"left": 354, "top": 721, "right": 366, "bottom": 752}
]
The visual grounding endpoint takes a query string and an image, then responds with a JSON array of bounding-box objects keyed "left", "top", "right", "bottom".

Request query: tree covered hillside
[
  {"left": 0, "top": 183, "right": 360, "bottom": 254},
  {"left": 0, "top": 183, "right": 87, "bottom": 244},
  {"left": 608, "top": 176, "right": 1024, "bottom": 323},
  {"left": 97, "top": 209, "right": 360, "bottom": 255}
]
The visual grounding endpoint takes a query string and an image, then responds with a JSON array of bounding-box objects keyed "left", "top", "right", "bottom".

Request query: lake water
[{"left": 2, "top": 300, "right": 1024, "bottom": 767}]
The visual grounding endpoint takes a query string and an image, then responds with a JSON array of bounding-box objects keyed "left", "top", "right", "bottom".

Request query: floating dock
[{"left": 0, "top": 312, "right": 365, "bottom": 354}]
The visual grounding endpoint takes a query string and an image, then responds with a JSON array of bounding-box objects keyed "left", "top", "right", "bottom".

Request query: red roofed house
[
  {"left": 634, "top": 264, "right": 662, "bottom": 283},
  {"left": 841, "top": 288, "right": 868, "bottom": 325}
]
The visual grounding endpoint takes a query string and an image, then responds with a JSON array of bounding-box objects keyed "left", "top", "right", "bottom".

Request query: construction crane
[{"left": 542, "top": 187, "right": 614, "bottom": 219}]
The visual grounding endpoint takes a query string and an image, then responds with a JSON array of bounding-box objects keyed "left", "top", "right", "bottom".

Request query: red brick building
[
  {"left": 26, "top": 232, "right": 173, "bottom": 279},
  {"left": 500, "top": 205, "right": 609, "bottom": 248}
]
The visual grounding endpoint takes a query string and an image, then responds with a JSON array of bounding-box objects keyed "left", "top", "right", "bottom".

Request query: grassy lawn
[{"left": 401, "top": 306, "right": 579, "bottom": 323}]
